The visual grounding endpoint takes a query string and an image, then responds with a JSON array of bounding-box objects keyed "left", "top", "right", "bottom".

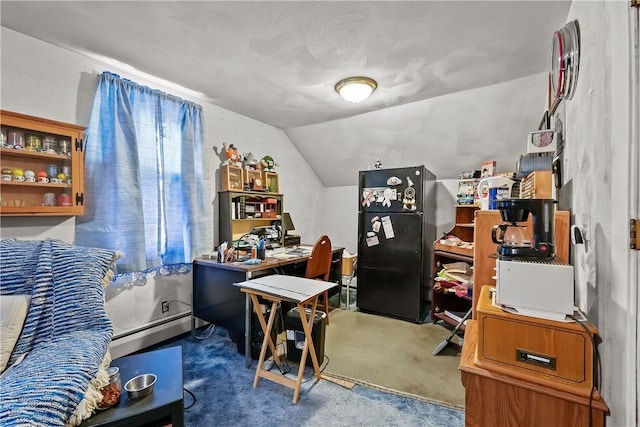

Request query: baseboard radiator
[{"left": 109, "top": 311, "right": 206, "bottom": 359}]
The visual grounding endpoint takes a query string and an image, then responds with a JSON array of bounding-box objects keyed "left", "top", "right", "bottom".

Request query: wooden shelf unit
[
  {"left": 218, "top": 190, "right": 284, "bottom": 246},
  {"left": 431, "top": 204, "right": 479, "bottom": 328},
  {"left": 1, "top": 110, "right": 85, "bottom": 216}
]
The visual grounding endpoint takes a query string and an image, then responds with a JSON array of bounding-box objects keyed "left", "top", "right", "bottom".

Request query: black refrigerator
[{"left": 356, "top": 165, "right": 436, "bottom": 323}]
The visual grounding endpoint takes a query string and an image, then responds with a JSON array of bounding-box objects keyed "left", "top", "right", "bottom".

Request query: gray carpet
[
  {"left": 324, "top": 308, "right": 466, "bottom": 409},
  {"left": 148, "top": 326, "right": 465, "bottom": 426}
]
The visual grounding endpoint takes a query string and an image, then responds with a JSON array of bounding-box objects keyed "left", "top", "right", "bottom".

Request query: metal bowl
[{"left": 124, "top": 373, "right": 157, "bottom": 400}]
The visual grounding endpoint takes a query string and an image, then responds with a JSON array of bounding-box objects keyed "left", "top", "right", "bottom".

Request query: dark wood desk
[
  {"left": 80, "top": 346, "right": 184, "bottom": 427},
  {"left": 192, "top": 246, "right": 342, "bottom": 367}
]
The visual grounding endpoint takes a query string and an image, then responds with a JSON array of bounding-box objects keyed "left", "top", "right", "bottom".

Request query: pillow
[{"left": 0, "top": 294, "right": 31, "bottom": 373}]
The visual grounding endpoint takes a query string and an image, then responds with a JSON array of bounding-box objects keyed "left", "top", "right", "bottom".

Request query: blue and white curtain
[{"left": 76, "top": 72, "right": 211, "bottom": 275}]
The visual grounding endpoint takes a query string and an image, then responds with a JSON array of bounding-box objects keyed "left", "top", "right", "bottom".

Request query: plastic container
[
  {"left": 97, "top": 366, "right": 121, "bottom": 410},
  {"left": 476, "top": 177, "right": 515, "bottom": 210}
]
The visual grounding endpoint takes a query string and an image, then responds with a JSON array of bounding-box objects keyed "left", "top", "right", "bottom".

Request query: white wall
[
  {"left": 564, "top": 2, "right": 637, "bottom": 426},
  {"left": 0, "top": 27, "right": 324, "bottom": 354}
]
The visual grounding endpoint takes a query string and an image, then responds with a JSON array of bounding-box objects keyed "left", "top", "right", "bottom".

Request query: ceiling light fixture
[{"left": 335, "top": 76, "right": 377, "bottom": 103}]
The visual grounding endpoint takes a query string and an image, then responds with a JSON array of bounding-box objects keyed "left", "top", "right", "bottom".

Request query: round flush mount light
[{"left": 335, "top": 76, "right": 377, "bottom": 103}]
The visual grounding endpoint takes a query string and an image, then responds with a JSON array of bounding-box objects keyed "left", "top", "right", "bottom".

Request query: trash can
[{"left": 285, "top": 307, "right": 326, "bottom": 367}]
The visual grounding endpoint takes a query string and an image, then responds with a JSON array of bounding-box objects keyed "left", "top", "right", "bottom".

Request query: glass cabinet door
[{"left": 1, "top": 110, "right": 85, "bottom": 216}]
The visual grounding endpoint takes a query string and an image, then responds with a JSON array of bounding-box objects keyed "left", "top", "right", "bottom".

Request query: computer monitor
[{"left": 282, "top": 212, "right": 295, "bottom": 235}]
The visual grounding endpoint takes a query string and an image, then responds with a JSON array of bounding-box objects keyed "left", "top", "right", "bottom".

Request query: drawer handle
[{"left": 516, "top": 348, "right": 556, "bottom": 370}]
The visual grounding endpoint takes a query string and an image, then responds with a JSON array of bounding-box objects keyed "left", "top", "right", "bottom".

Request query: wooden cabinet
[
  {"left": 264, "top": 171, "right": 279, "bottom": 193},
  {"left": 243, "top": 169, "right": 263, "bottom": 191},
  {"left": 431, "top": 204, "right": 479, "bottom": 329},
  {"left": 460, "top": 320, "right": 609, "bottom": 427},
  {"left": 218, "top": 190, "right": 284, "bottom": 246},
  {"left": 1, "top": 110, "right": 85, "bottom": 216},
  {"left": 220, "top": 165, "right": 244, "bottom": 191},
  {"left": 462, "top": 211, "right": 605, "bottom": 426}
]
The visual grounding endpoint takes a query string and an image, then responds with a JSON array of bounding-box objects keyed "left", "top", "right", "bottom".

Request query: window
[{"left": 76, "top": 72, "right": 211, "bottom": 276}]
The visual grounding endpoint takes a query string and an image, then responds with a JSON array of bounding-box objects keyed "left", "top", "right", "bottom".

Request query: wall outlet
[{"left": 161, "top": 301, "right": 169, "bottom": 313}]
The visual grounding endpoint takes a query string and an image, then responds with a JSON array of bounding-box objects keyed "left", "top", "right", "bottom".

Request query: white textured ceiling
[{"left": 1, "top": 1, "right": 572, "bottom": 182}]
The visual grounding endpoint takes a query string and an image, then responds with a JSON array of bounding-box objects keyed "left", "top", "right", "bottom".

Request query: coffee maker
[{"left": 492, "top": 199, "right": 556, "bottom": 259}]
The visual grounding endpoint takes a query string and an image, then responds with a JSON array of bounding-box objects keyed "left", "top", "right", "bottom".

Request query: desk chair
[
  {"left": 304, "top": 235, "right": 333, "bottom": 324},
  {"left": 341, "top": 255, "right": 357, "bottom": 309}
]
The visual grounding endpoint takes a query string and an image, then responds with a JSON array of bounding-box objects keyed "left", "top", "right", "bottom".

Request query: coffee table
[{"left": 80, "top": 346, "right": 184, "bottom": 427}]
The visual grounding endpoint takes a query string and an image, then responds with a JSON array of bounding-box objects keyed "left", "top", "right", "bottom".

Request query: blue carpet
[{"left": 149, "top": 326, "right": 465, "bottom": 427}]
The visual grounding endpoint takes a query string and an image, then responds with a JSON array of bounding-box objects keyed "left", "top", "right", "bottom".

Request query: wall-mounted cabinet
[
  {"left": 218, "top": 190, "right": 283, "bottom": 246},
  {"left": 1, "top": 110, "right": 85, "bottom": 216}
]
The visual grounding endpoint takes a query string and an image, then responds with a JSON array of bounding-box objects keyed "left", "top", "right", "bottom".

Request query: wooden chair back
[{"left": 305, "top": 235, "right": 332, "bottom": 281}]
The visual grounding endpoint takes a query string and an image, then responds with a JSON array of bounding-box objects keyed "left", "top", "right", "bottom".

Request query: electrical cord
[
  {"left": 183, "top": 387, "right": 196, "bottom": 410},
  {"left": 302, "top": 355, "right": 330, "bottom": 383},
  {"left": 569, "top": 311, "right": 600, "bottom": 427},
  {"left": 193, "top": 323, "right": 216, "bottom": 340}
]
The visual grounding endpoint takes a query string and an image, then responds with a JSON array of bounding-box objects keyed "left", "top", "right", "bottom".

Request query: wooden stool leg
[
  {"left": 249, "top": 295, "right": 280, "bottom": 388},
  {"left": 292, "top": 298, "right": 321, "bottom": 403}
]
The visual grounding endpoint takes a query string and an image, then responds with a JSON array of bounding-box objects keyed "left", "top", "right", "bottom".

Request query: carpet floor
[
  {"left": 324, "top": 308, "right": 466, "bottom": 409},
  {"left": 148, "top": 325, "right": 465, "bottom": 426}
]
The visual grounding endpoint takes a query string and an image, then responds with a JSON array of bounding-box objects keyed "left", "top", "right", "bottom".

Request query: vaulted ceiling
[{"left": 1, "top": 1, "right": 572, "bottom": 182}]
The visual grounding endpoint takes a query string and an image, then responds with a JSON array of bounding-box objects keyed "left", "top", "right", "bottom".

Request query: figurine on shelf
[
  {"left": 218, "top": 143, "right": 242, "bottom": 167},
  {"left": 374, "top": 159, "right": 383, "bottom": 169},
  {"left": 260, "top": 155, "right": 278, "bottom": 171},
  {"left": 242, "top": 152, "right": 260, "bottom": 170}
]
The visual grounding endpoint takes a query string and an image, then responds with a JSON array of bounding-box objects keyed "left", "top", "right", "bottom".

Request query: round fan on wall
[{"left": 550, "top": 20, "right": 581, "bottom": 105}]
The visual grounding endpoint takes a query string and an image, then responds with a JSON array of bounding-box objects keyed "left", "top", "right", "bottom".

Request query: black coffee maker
[{"left": 492, "top": 199, "right": 556, "bottom": 259}]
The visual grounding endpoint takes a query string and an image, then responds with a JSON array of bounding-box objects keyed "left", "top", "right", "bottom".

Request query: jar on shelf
[
  {"left": 7, "top": 130, "right": 25, "bottom": 149},
  {"left": 56, "top": 193, "right": 71, "bottom": 206},
  {"left": 97, "top": 366, "right": 121, "bottom": 410},
  {"left": 25, "top": 134, "right": 42, "bottom": 152},
  {"left": 58, "top": 137, "right": 71, "bottom": 155},
  {"left": 42, "top": 135, "right": 57, "bottom": 153}
]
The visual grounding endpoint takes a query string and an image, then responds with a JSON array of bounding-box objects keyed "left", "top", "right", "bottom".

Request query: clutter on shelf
[
  {"left": 438, "top": 234, "right": 474, "bottom": 250},
  {"left": 434, "top": 260, "right": 473, "bottom": 298}
]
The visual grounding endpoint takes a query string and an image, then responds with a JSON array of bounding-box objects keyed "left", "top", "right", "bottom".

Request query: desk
[
  {"left": 192, "top": 246, "right": 342, "bottom": 367},
  {"left": 235, "top": 274, "right": 335, "bottom": 403}
]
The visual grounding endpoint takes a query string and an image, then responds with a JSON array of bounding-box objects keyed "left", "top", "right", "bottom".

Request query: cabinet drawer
[{"left": 475, "top": 287, "right": 596, "bottom": 396}]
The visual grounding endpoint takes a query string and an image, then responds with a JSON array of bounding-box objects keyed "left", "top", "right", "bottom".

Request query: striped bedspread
[{"left": 0, "top": 239, "right": 117, "bottom": 427}]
